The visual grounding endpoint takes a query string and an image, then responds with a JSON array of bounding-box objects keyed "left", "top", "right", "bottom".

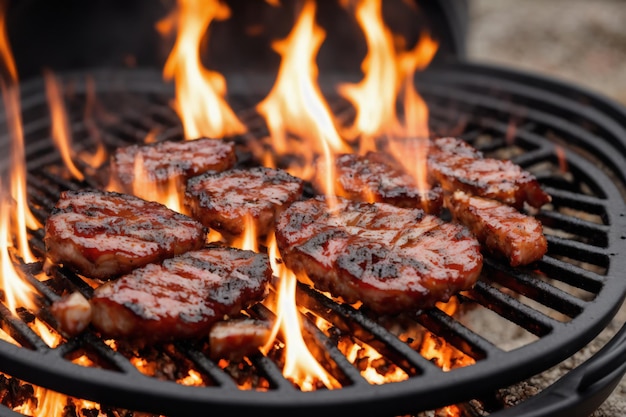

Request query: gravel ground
[{"left": 466, "top": 1, "right": 626, "bottom": 415}]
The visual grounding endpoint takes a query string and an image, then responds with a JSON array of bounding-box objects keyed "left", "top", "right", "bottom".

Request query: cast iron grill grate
[{"left": 0, "top": 62, "right": 626, "bottom": 416}]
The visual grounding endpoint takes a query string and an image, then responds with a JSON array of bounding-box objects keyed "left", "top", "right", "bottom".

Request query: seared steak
[
  {"left": 44, "top": 190, "right": 206, "bottom": 279},
  {"left": 275, "top": 197, "right": 483, "bottom": 314}
]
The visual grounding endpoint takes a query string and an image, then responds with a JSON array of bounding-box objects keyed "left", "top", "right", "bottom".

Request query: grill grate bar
[
  {"left": 538, "top": 256, "right": 605, "bottom": 293},
  {"left": 537, "top": 210, "right": 610, "bottom": 247},
  {"left": 0, "top": 302, "right": 48, "bottom": 351},
  {"left": 416, "top": 307, "right": 500, "bottom": 360},
  {"left": 172, "top": 342, "right": 240, "bottom": 389},
  {"left": 469, "top": 281, "right": 556, "bottom": 337},
  {"left": 483, "top": 259, "right": 588, "bottom": 318},
  {"left": 545, "top": 235, "right": 610, "bottom": 267}
]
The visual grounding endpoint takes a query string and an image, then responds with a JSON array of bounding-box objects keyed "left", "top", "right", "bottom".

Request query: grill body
[{"left": 0, "top": 62, "right": 625, "bottom": 416}]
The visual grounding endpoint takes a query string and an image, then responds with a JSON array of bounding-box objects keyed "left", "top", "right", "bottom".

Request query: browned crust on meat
[
  {"left": 428, "top": 137, "right": 551, "bottom": 209},
  {"left": 315, "top": 152, "right": 443, "bottom": 214},
  {"left": 109, "top": 137, "right": 236, "bottom": 193},
  {"left": 90, "top": 246, "right": 272, "bottom": 343},
  {"left": 185, "top": 167, "right": 304, "bottom": 237},
  {"left": 275, "top": 197, "right": 483, "bottom": 314},
  {"left": 447, "top": 191, "right": 548, "bottom": 266},
  {"left": 44, "top": 190, "right": 206, "bottom": 279}
]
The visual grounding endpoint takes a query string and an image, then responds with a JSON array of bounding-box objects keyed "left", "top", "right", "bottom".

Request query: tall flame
[
  {"left": 43, "top": 70, "right": 85, "bottom": 181},
  {"left": 0, "top": 0, "right": 38, "bottom": 263},
  {"left": 159, "top": 0, "right": 246, "bottom": 139},
  {"left": 256, "top": 0, "right": 350, "bottom": 180},
  {"left": 338, "top": 0, "right": 401, "bottom": 145},
  {"left": 263, "top": 235, "right": 340, "bottom": 391},
  {"left": 339, "top": 0, "right": 438, "bottom": 193}
]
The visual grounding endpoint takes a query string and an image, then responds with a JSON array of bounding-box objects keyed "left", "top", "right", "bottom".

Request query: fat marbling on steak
[
  {"left": 275, "top": 196, "right": 483, "bottom": 314},
  {"left": 44, "top": 190, "right": 206, "bottom": 280}
]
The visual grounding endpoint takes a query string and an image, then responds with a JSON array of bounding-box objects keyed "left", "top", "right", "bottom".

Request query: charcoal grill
[{"left": 0, "top": 61, "right": 625, "bottom": 417}]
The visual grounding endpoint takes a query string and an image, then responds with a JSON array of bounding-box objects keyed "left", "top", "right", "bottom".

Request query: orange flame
[
  {"left": 0, "top": 188, "right": 37, "bottom": 315},
  {"left": 263, "top": 234, "right": 340, "bottom": 390},
  {"left": 256, "top": 0, "right": 350, "bottom": 180},
  {"left": 80, "top": 75, "right": 108, "bottom": 170},
  {"left": 0, "top": 0, "right": 16, "bottom": 83},
  {"left": 0, "top": 1, "right": 38, "bottom": 263},
  {"left": 338, "top": 0, "right": 401, "bottom": 145},
  {"left": 159, "top": 0, "right": 246, "bottom": 139},
  {"left": 130, "top": 153, "right": 184, "bottom": 213},
  {"left": 339, "top": 0, "right": 437, "bottom": 194},
  {"left": 231, "top": 214, "right": 258, "bottom": 252},
  {"left": 43, "top": 70, "right": 85, "bottom": 181}
]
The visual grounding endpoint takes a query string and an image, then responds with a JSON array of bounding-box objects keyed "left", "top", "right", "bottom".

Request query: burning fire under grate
[{"left": 1, "top": 1, "right": 626, "bottom": 417}]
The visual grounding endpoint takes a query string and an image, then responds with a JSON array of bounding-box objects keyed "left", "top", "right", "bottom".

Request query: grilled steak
[
  {"left": 315, "top": 152, "right": 443, "bottom": 214},
  {"left": 44, "top": 190, "right": 206, "bottom": 280},
  {"left": 275, "top": 197, "right": 483, "bottom": 314},
  {"left": 185, "top": 167, "right": 304, "bottom": 237},
  {"left": 109, "top": 137, "right": 236, "bottom": 193},
  {"left": 446, "top": 191, "right": 548, "bottom": 266},
  {"left": 428, "top": 137, "right": 551, "bottom": 209},
  {"left": 90, "top": 246, "right": 272, "bottom": 343}
]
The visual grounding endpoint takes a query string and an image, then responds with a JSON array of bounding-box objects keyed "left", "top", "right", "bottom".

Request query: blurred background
[{"left": 467, "top": 0, "right": 626, "bottom": 105}]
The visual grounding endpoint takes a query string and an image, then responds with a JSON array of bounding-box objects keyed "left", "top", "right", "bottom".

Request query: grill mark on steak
[
  {"left": 276, "top": 197, "right": 483, "bottom": 314},
  {"left": 109, "top": 137, "right": 236, "bottom": 192},
  {"left": 446, "top": 191, "right": 548, "bottom": 266},
  {"left": 185, "top": 167, "right": 304, "bottom": 237},
  {"left": 428, "top": 137, "right": 551, "bottom": 209},
  {"left": 89, "top": 246, "right": 272, "bottom": 343},
  {"left": 315, "top": 151, "right": 443, "bottom": 214},
  {"left": 44, "top": 190, "right": 206, "bottom": 280}
]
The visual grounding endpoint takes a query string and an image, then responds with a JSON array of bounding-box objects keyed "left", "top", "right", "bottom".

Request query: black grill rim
[{"left": 0, "top": 61, "right": 626, "bottom": 416}]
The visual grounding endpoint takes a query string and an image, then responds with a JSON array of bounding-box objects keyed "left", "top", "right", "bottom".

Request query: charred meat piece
[
  {"left": 428, "top": 137, "right": 551, "bottom": 209},
  {"left": 276, "top": 197, "right": 483, "bottom": 314},
  {"left": 315, "top": 152, "right": 443, "bottom": 214},
  {"left": 90, "top": 246, "right": 272, "bottom": 343},
  {"left": 44, "top": 190, "right": 206, "bottom": 280},
  {"left": 209, "top": 318, "right": 272, "bottom": 361},
  {"left": 185, "top": 167, "right": 304, "bottom": 237},
  {"left": 446, "top": 191, "right": 548, "bottom": 266},
  {"left": 109, "top": 137, "right": 236, "bottom": 193}
]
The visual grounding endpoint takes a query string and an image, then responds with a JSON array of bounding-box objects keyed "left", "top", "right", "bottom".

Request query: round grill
[{"left": 1, "top": 62, "right": 626, "bottom": 416}]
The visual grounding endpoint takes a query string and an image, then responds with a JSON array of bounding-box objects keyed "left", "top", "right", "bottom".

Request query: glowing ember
[
  {"left": 159, "top": 0, "right": 246, "bottom": 139},
  {"left": 256, "top": 0, "right": 350, "bottom": 180},
  {"left": 343, "top": 341, "right": 407, "bottom": 384},
  {"left": 44, "top": 70, "right": 85, "bottom": 182}
]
